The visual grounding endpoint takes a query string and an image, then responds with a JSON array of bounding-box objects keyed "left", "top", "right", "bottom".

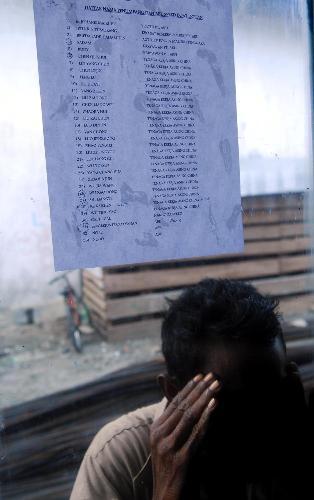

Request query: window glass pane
[{"left": 0, "top": 1, "right": 313, "bottom": 499}]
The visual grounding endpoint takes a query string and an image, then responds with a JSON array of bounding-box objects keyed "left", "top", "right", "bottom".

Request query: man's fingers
[
  {"left": 169, "top": 379, "right": 221, "bottom": 448},
  {"left": 156, "top": 373, "right": 217, "bottom": 438},
  {"left": 181, "top": 397, "right": 218, "bottom": 457},
  {"left": 158, "top": 378, "right": 217, "bottom": 439},
  {"left": 157, "top": 372, "right": 215, "bottom": 425},
  {"left": 155, "top": 373, "right": 204, "bottom": 426}
]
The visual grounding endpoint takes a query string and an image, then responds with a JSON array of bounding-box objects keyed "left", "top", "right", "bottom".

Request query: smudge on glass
[
  {"left": 226, "top": 204, "right": 242, "bottom": 231},
  {"left": 121, "top": 182, "right": 149, "bottom": 206},
  {"left": 135, "top": 232, "right": 158, "bottom": 247},
  {"left": 197, "top": 48, "right": 226, "bottom": 97},
  {"left": 50, "top": 95, "right": 73, "bottom": 120},
  {"left": 219, "top": 138, "right": 232, "bottom": 173}
]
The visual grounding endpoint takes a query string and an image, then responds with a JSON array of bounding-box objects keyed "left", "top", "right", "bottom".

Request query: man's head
[
  {"left": 160, "top": 278, "right": 286, "bottom": 394},
  {"left": 157, "top": 279, "right": 308, "bottom": 480},
  {"left": 158, "top": 279, "right": 290, "bottom": 470}
]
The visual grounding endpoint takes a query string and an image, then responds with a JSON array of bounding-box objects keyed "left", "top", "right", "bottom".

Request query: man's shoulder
[
  {"left": 87, "top": 399, "right": 165, "bottom": 461},
  {"left": 70, "top": 399, "right": 167, "bottom": 499}
]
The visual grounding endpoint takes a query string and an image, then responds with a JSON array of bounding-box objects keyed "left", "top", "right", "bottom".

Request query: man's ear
[
  {"left": 286, "top": 361, "right": 299, "bottom": 376},
  {"left": 283, "top": 361, "right": 302, "bottom": 387},
  {"left": 282, "top": 360, "right": 307, "bottom": 408},
  {"left": 157, "top": 373, "right": 179, "bottom": 402}
]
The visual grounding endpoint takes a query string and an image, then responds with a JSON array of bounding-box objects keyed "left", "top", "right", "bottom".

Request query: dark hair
[{"left": 161, "top": 278, "right": 283, "bottom": 385}]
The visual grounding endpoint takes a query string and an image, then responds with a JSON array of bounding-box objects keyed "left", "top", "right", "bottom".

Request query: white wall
[
  {"left": 233, "top": 5, "right": 313, "bottom": 195},
  {"left": 0, "top": 0, "right": 56, "bottom": 310}
]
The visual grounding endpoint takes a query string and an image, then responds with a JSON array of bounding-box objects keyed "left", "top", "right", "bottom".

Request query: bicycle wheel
[
  {"left": 71, "top": 327, "right": 83, "bottom": 353},
  {"left": 66, "top": 306, "right": 83, "bottom": 353}
]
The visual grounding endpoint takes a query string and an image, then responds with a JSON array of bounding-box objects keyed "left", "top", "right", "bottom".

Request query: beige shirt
[{"left": 70, "top": 398, "right": 167, "bottom": 500}]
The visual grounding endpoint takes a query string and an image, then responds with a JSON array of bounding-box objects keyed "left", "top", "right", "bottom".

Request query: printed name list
[{"left": 33, "top": 0, "right": 243, "bottom": 270}]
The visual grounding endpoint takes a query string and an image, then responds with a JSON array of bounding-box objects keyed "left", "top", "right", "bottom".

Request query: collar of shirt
[{"left": 132, "top": 397, "right": 167, "bottom": 500}]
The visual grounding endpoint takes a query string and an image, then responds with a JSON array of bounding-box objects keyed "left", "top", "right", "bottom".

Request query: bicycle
[{"left": 49, "top": 271, "right": 95, "bottom": 353}]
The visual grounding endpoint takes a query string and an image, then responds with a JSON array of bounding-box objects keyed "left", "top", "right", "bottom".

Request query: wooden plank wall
[{"left": 82, "top": 193, "right": 314, "bottom": 341}]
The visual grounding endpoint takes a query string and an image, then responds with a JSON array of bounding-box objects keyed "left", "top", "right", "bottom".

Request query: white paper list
[{"left": 33, "top": 0, "right": 244, "bottom": 270}]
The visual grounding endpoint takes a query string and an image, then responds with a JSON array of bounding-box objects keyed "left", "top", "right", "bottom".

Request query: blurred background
[{"left": 0, "top": 0, "right": 313, "bottom": 499}]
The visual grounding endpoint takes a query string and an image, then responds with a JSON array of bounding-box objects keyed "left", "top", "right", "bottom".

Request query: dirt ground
[{"left": 0, "top": 313, "right": 161, "bottom": 410}]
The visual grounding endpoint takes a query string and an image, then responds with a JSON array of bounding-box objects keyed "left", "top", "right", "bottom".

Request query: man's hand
[{"left": 150, "top": 373, "right": 220, "bottom": 500}]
